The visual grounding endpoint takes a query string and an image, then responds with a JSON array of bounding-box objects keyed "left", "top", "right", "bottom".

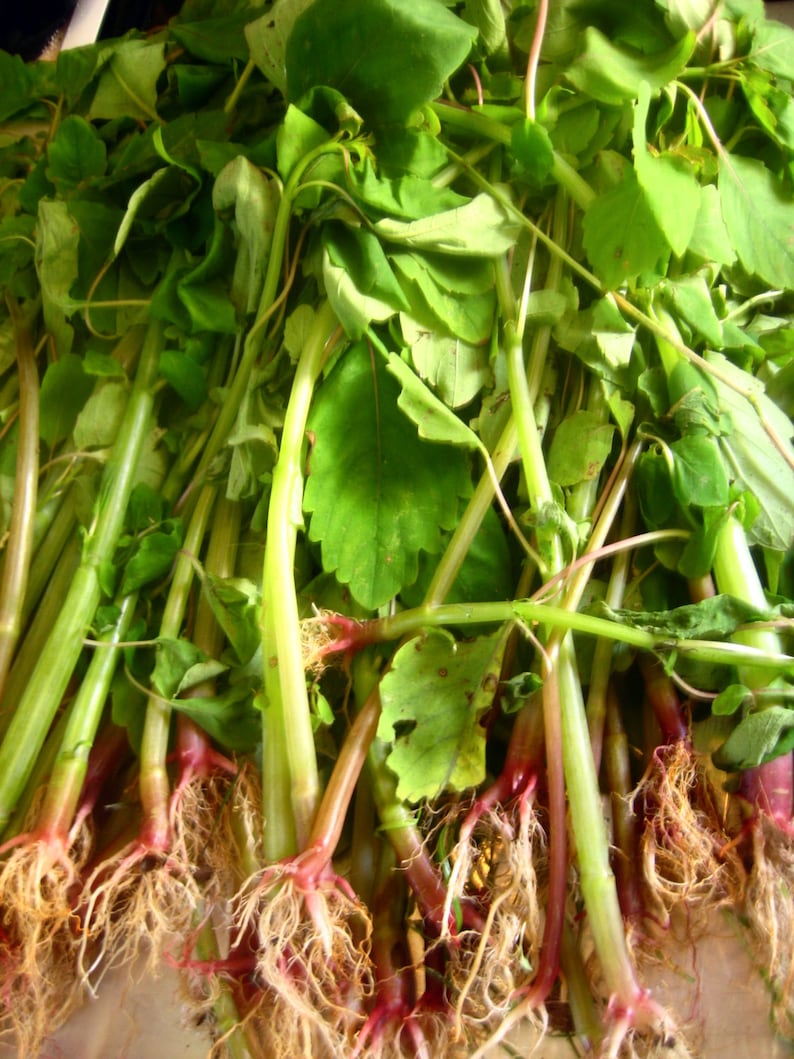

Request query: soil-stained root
[
  {"left": 231, "top": 858, "right": 375, "bottom": 1058},
  {"left": 634, "top": 743, "right": 744, "bottom": 930},
  {"left": 0, "top": 824, "right": 92, "bottom": 1054},
  {"left": 443, "top": 798, "right": 548, "bottom": 1044},
  {"left": 744, "top": 814, "right": 794, "bottom": 1038}
]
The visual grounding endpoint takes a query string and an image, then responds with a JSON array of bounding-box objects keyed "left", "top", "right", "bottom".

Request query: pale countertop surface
[{"left": 5, "top": 910, "right": 792, "bottom": 1059}]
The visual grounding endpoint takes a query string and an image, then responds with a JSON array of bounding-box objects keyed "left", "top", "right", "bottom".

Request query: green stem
[
  {"left": 138, "top": 482, "right": 216, "bottom": 850},
  {"left": 0, "top": 535, "right": 81, "bottom": 737},
  {"left": 38, "top": 592, "right": 138, "bottom": 840},
  {"left": 0, "top": 319, "right": 162, "bottom": 837},
  {"left": 261, "top": 299, "right": 339, "bottom": 855},
  {"left": 346, "top": 598, "right": 790, "bottom": 671},
  {"left": 0, "top": 298, "right": 39, "bottom": 700}
]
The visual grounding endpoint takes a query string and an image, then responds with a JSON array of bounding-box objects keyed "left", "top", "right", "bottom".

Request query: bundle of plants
[{"left": 0, "top": 0, "right": 793, "bottom": 1056}]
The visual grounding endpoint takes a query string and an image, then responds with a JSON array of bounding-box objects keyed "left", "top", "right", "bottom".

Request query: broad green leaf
[
  {"left": 88, "top": 40, "right": 166, "bottom": 122},
  {"left": 374, "top": 194, "right": 521, "bottom": 257},
  {"left": 276, "top": 105, "right": 331, "bottom": 181},
  {"left": 582, "top": 166, "right": 669, "bottom": 289},
  {"left": 172, "top": 680, "right": 261, "bottom": 752},
  {"left": 718, "top": 152, "right": 794, "bottom": 289},
  {"left": 198, "top": 574, "right": 261, "bottom": 665},
  {"left": 713, "top": 683, "right": 751, "bottom": 716},
  {"left": 349, "top": 158, "right": 468, "bottom": 220},
  {"left": 120, "top": 524, "right": 183, "bottom": 595},
  {"left": 632, "top": 81, "right": 700, "bottom": 257},
  {"left": 385, "top": 352, "right": 483, "bottom": 451},
  {"left": 35, "top": 199, "right": 80, "bottom": 356},
  {"left": 286, "top": 0, "right": 478, "bottom": 126},
  {"left": 401, "top": 318, "right": 490, "bottom": 409},
  {"left": 390, "top": 251, "right": 495, "bottom": 344},
  {"left": 706, "top": 351, "right": 794, "bottom": 551},
  {"left": 0, "top": 50, "right": 33, "bottom": 123},
  {"left": 322, "top": 244, "right": 403, "bottom": 340},
  {"left": 324, "top": 225, "right": 409, "bottom": 316},
  {"left": 464, "top": 0, "right": 508, "bottom": 56},
  {"left": 661, "top": 275, "right": 723, "bottom": 348},
  {"left": 304, "top": 342, "right": 471, "bottom": 610},
  {"left": 46, "top": 116, "right": 107, "bottom": 192},
  {"left": 686, "top": 184, "right": 736, "bottom": 268},
  {"left": 750, "top": 18, "right": 794, "bottom": 79},
  {"left": 73, "top": 381, "right": 128, "bottom": 451},
  {"left": 39, "top": 355, "right": 93, "bottom": 447},
  {"left": 159, "top": 350, "right": 208, "bottom": 410},
  {"left": 565, "top": 27, "right": 696, "bottom": 106},
  {"left": 713, "top": 705, "right": 794, "bottom": 771},
  {"left": 377, "top": 629, "right": 507, "bottom": 802},
  {"left": 246, "top": 0, "right": 316, "bottom": 95},
  {"left": 547, "top": 410, "right": 616, "bottom": 488},
  {"left": 671, "top": 434, "right": 729, "bottom": 508}
]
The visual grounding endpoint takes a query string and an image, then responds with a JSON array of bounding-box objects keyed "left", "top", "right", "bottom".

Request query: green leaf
[
  {"left": 212, "top": 156, "right": 278, "bottom": 315},
  {"left": 632, "top": 81, "right": 700, "bottom": 257},
  {"left": 547, "top": 410, "right": 616, "bottom": 488},
  {"left": 718, "top": 152, "right": 794, "bottom": 289},
  {"left": 286, "top": 0, "right": 477, "bottom": 126},
  {"left": 88, "top": 40, "right": 166, "bottom": 122},
  {"left": 390, "top": 251, "right": 495, "bottom": 344},
  {"left": 198, "top": 574, "right": 261, "bottom": 665},
  {"left": 276, "top": 104, "right": 331, "bottom": 181},
  {"left": 565, "top": 27, "right": 696, "bottom": 106},
  {"left": 713, "top": 705, "right": 794, "bottom": 771},
  {"left": 401, "top": 318, "right": 490, "bottom": 409},
  {"left": 661, "top": 275, "right": 723, "bottom": 348},
  {"left": 596, "top": 594, "right": 767, "bottom": 640},
  {"left": 172, "top": 680, "right": 261, "bottom": 752},
  {"left": 686, "top": 184, "right": 736, "bottom": 268},
  {"left": 510, "top": 119, "right": 555, "bottom": 186},
  {"left": 246, "top": 0, "right": 316, "bottom": 95},
  {"left": 0, "top": 50, "right": 33, "bottom": 123},
  {"left": 304, "top": 342, "right": 471, "bottom": 610},
  {"left": 120, "top": 524, "right": 183, "bottom": 595},
  {"left": 713, "top": 683, "right": 751, "bottom": 716},
  {"left": 46, "top": 116, "right": 107, "bottom": 192},
  {"left": 386, "top": 352, "right": 483, "bottom": 452},
  {"left": 706, "top": 351, "right": 794, "bottom": 551},
  {"left": 152, "top": 637, "right": 207, "bottom": 699},
  {"left": 349, "top": 158, "right": 468, "bottom": 220},
  {"left": 670, "top": 434, "right": 729, "bottom": 508},
  {"left": 377, "top": 629, "right": 507, "bottom": 802},
  {"left": 35, "top": 199, "right": 80, "bottom": 356},
  {"left": 582, "top": 165, "right": 669, "bottom": 288},
  {"left": 73, "top": 381, "right": 128, "bottom": 451},
  {"left": 750, "top": 17, "right": 794, "bottom": 79},
  {"left": 159, "top": 350, "right": 209, "bottom": 411},
  {"left": 39, "top": 355, "right": 94, "bottom": 447},
  {"left": 322, "top": 243, "right": 403, "bottom": 340},
  {"left": 373, "top": 194, "right": 521, "bottom": 256}
]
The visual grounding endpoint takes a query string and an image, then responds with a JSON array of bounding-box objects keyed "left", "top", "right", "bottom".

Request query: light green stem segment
[
  {"left": 712, "top": 514, "right": 785, "bottom": 688},
  {"left": 0, "top": 300, "right": 39, "bottom": 701},
  {"left": 40, "top": 592, "right": 138, "bottom": 838},
  {"left": 262, "top": 299, "right": 339, "bottom": 856},
  {"left": 0, "top": 320, "right": 161, "bottom": 838},
  {"left": 555, "top": 634, "right": 642, "bottom": 1005},
  {"left": 138, "top": 482, "right": 216, "bottom": 845}
]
